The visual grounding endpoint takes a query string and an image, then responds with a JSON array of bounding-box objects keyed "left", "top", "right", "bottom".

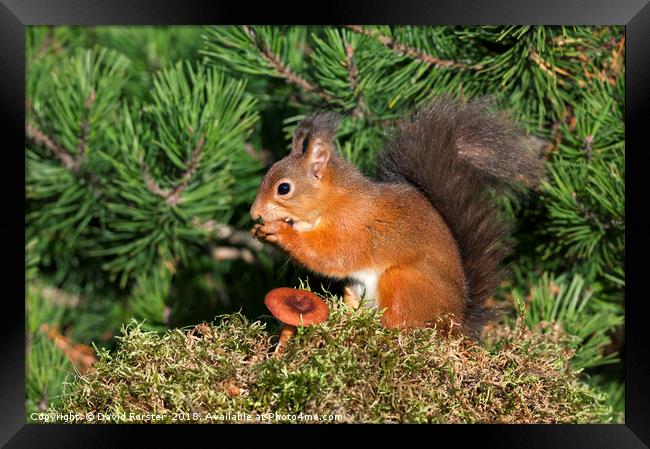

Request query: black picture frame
[{"left": 2, "top": 1, "right": 648, "bottom": 447}]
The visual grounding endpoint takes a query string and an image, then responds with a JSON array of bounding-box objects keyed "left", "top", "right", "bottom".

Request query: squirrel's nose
[{"left": 250, "top": 200, "right": 263, "bottom": 223}]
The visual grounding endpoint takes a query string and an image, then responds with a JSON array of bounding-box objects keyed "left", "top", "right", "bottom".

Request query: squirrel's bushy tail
[{"left": 377, "top": 96, "right": 545, "bottom": 338}]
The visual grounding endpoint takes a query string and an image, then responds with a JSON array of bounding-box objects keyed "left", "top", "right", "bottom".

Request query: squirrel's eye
[{"left": 277, "top": 182, "right": 291, "bottom": 195}]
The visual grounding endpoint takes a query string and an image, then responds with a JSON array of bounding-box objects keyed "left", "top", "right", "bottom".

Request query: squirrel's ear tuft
[
  {"left": 291, "top": 111, "right": 340, "bottom": 180},
  {"left": 291, "top": 110, "right": 341, "bottom": 155}
]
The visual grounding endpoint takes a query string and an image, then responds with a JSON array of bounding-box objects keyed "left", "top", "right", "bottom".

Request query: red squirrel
[{"left": 250, "top": 97, "right": 544, "bottom": 338}]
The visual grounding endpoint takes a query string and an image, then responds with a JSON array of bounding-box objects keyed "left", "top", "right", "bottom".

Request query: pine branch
[
  {"left": 571, "top": 190, "right": 623, "bottom": 231},
  {"left": 77, "top": 90, "right": 96, "bottom": 159},
  {"left": 542, "top": 108, "right": 576, "bottom": 159},
  {"left": 244, "top": 142, "right": 274, "bottom": 167},
  {"left": 345, "top": 25, "right": 474, "bottom": 70},
  {"left": 193, "top": 218, "right": 264, "bottom": 252},
  {"left": 41, "top": 286, "right": 81, "bottom": 308},
  {"left": 26, "top": 91, "right": 99, "bottom": 184},
  {"left": 142, "top": 133, "right": 205, "bottom": 206},
  {"left": 609, "top": 36, "right": 625, "bottom": 75},
  {"left": 583, "top": 135, "right": 594, "bottom": 160},
  {"left": 167, "top": 134, "right": 204, "bottom": 206},
  {"left": 25, "top": 121, "right": 79, "bottom": 171},
  {"left": 30, "top": 27, "right": 62, "bottom": 63},
  {"left": 241, "top": 26, "right": 335, "bottom": 102},
  {"left": 40, "top": 323, "right": 96, "bottom": 374},
  {"left": 345, "top": 43, "right": 368, "bottom": 119},
  {"left": 142, "top": 171, "right": 171, "bottom": 198},
  {"left": 210, "top": 246, "right": 256, "bottom": 264},
  {"left": 528, "top": 50, "right": 569, "bottom": 86},
  {"left": 590, "top": 36, "right": 625, "bottom": 87}
]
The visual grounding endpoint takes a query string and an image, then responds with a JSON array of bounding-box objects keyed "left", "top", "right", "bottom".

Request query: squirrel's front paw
[{"left": 252, "top": 221, "right": 285, "bottom": 244}]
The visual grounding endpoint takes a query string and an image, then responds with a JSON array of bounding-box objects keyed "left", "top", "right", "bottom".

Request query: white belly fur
[{"left": 348, "top": 269, "right": 380, "bottom": 308}]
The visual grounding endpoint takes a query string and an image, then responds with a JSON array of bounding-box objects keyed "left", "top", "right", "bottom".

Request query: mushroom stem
[{"left": 273, "top": 324, "right": 296, "bottom": 357}]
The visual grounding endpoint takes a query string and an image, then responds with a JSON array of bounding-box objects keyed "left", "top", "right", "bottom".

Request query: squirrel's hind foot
[{"left": 343, "top": 285, "right": 361, "bottom": 309}]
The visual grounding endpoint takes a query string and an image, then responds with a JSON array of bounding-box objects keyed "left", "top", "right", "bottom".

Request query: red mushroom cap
[{"left": 264, "top": 288, "right": 329, "bottom": 327}]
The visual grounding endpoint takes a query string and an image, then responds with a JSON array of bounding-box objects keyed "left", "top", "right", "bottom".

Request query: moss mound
[{"left": 53, "top": 297, "right": 612, "bottom": 423}]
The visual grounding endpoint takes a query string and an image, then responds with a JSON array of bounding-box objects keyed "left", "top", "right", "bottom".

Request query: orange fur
[
  {"left": 250, "top": 102, "right": 542, "bottom": 337},
  {"left": 251, "top": 141, "right": 466, "bottom": 330}
]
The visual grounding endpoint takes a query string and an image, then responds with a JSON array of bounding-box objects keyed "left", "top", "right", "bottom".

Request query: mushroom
[{"left": 264, "top": 287, "right": 329, "bottom": 356}]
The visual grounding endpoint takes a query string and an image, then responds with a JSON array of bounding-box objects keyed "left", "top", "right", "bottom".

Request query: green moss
[{"left": 52, "top": 295, "right": 612, "bottom": 424}]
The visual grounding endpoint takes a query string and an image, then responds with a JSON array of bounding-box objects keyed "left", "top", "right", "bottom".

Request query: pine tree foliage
[
  {"left": 540, "top": 78, "right": 624, "bottom": 283},
  {"left": 89, "top": 63, "right": 260, "bottom": 285},
  {"left": 514, "top": 272, "right": 623, "bottom": 371},
  {"left": 25, "top": 28, "right": 270, "bottom": 414},
  {"left": 27, "top": 47, "right": 128, "bottom": 286},
  {"left": 93, "top": 26, "right": 204, "bottom": 98},
  {"left": 27, "top": 41, "right": 262, "bottom": 288},
  {"left": 26, "top": 240, "right": 73, "bottom": 417},
  {"left": 202, "top": 24, "right": 624, "bottom": 297},
  {"left": 25, "top": 25, "right": 625, "bottom": 419}
]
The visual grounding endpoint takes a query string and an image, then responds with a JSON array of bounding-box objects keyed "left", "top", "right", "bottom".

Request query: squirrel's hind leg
[{"left": 377, "top": 266, "right": 464, "bottom": 334}]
